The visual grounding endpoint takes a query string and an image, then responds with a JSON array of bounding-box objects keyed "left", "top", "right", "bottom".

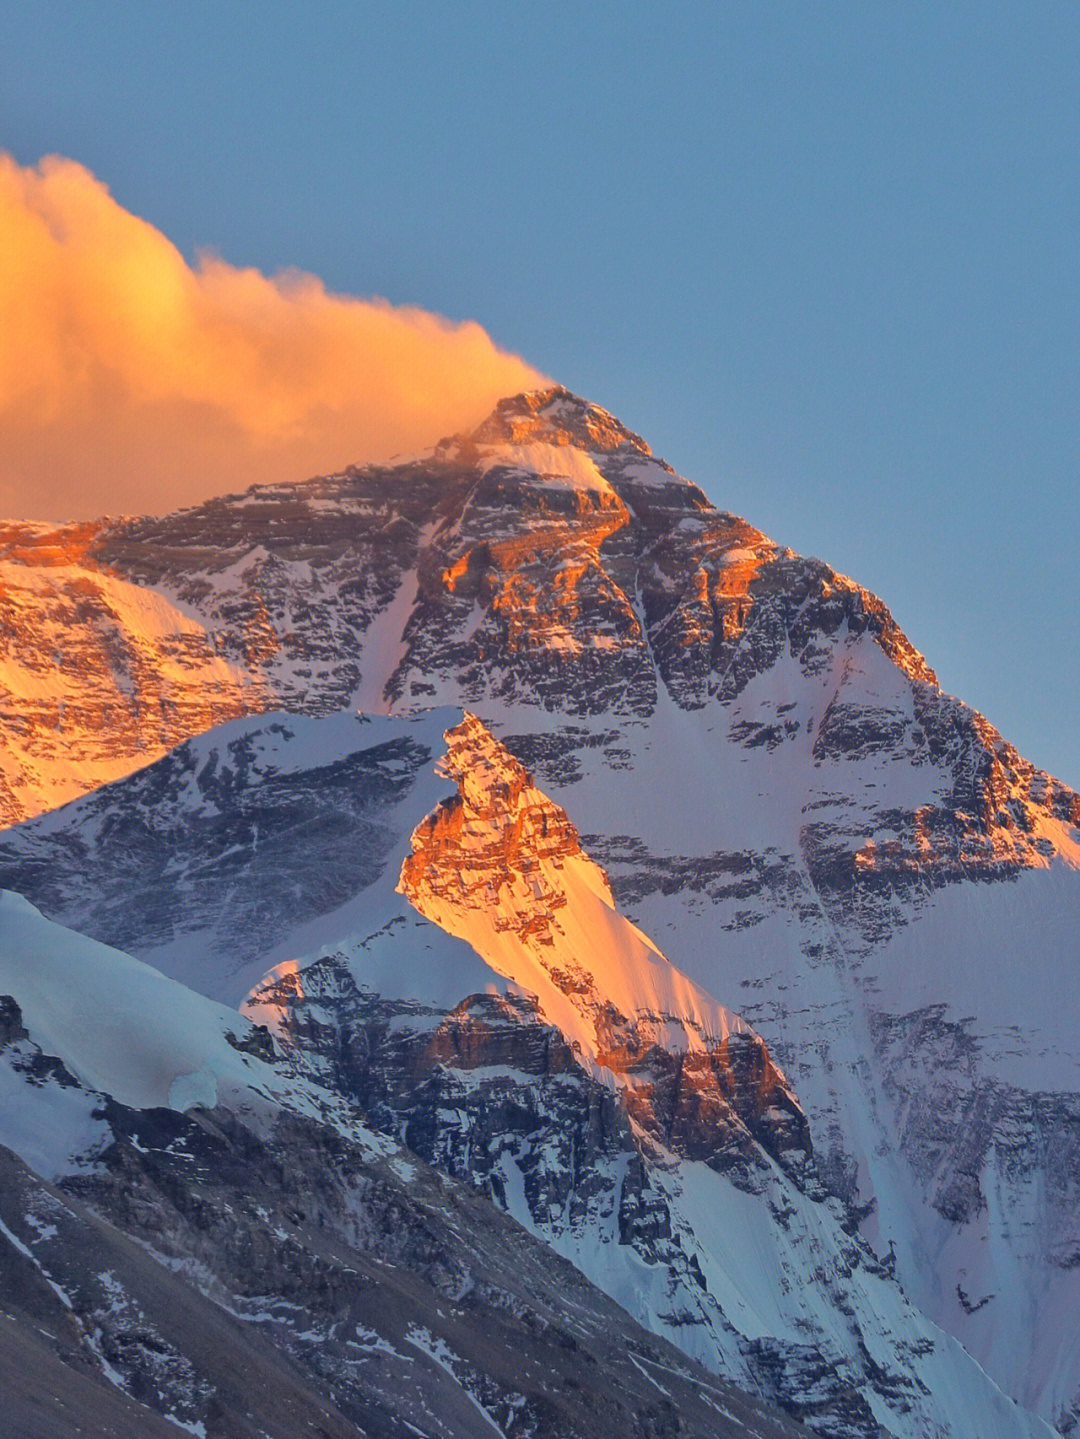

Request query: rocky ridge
[{"left": 397, "top": 713, "right": 811, "bottom": 1167}]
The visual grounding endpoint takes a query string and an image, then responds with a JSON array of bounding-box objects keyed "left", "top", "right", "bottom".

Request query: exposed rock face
[
  {"left": 255, "top": 941, "right": 1013, "bottom": 1439},
  {"left": 398, "top": 713, "right": 811, "bottom": 1173},
  {"left": 4, "top": 389, "right": 1074, "bottom": 906},
  {"left": 0, "top": 521, "right": 264, "bottom": 826},
  {"left": 0, "top": 992, "right": 28, "bottom": 1046},
  {"left": 3, "top": 386, "right": 1079, "bottom": 1431}
]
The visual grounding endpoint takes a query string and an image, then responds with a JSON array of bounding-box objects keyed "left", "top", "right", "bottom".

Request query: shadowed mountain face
[
  {"left": 2, "top": 386, "right": 1079, "bottom": 1434},
  {"left": 0, "top": 900, "right": 809, "bottom": 1439}
]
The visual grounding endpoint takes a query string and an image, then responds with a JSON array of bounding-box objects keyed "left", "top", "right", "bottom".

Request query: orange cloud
[{"left": 0, "top": 154, "right": 548, "bottom": 520}]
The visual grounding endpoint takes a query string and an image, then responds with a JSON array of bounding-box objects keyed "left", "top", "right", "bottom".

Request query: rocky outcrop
[
  {"left": 245, "top": 956, "right": 913, "bottom": 1439},
  {"left": 398, "top": 713, "right": 811, "bottom": 1176}
]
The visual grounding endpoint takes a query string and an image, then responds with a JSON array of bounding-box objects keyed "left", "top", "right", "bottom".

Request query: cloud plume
[{"left": 0, "top": 154, "right": 548, "bottom": 520}]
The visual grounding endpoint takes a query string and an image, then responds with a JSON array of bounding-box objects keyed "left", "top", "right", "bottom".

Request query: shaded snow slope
[
  {"left": 0, "top": 890, "right": 351, "bottom": 1128},
  {"left": 0, "top": 709, "right": 459, "bottom": 1002}
]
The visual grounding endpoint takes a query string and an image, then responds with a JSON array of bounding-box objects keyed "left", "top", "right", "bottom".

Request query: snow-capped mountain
[
  {"left": 0, "top": 707, "right": 1059, "bottom": 1437},
  {"left": 2, "top": 386, "right": 1079, "bottom": 1433},
  {"left": 0, "top": 889, "right": 812, "bottom": 1439}
]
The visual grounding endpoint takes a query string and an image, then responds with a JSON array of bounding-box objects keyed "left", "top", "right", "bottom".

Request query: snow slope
[{"left": 0, "top": 890, "right": 358, "bottom": 1132}]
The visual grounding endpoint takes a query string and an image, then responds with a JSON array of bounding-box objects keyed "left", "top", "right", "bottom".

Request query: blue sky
[{"left": 2, "top": 2, "right": 1078, "bottom": 782}]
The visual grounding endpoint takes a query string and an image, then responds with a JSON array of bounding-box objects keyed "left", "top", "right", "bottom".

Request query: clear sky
[{"left": 2, "top": 2, "right": 1078, "bottom": 784}]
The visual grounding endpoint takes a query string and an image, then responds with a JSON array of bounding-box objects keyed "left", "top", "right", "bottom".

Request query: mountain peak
[{"left": 469, "top": 386, "right": 652, "bottom": 456}]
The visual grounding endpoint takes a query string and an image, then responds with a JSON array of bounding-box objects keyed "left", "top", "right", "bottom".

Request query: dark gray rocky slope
[{"left": 0, "top": 1000, "right": 807, "bottom": 1439}]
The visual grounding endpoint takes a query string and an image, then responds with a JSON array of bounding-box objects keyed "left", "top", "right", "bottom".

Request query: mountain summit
[{"left": 469, "top": 385, "right": 654, "bottom": 454}]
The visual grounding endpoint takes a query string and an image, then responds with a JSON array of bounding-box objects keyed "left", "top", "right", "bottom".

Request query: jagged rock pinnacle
[{"left": 470, "top": 386, "right": 653, "bottom": 455}]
